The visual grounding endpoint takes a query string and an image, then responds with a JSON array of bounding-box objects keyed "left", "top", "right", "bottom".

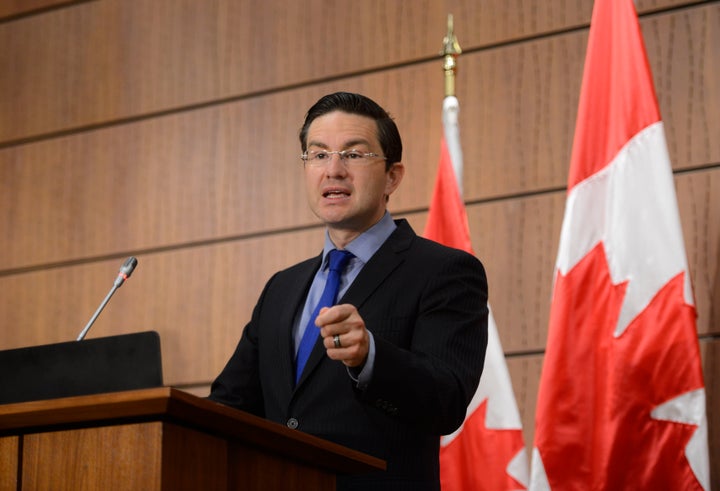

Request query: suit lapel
[{"left": 344, "top": 219, "right": 415, "bottom": 315}]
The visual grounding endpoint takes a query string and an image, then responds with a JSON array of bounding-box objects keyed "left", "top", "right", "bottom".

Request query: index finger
[{"left": 315, "top": 304, "right": 354, "bottom": 327}]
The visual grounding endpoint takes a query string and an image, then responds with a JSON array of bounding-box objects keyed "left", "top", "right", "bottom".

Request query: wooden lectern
[{"left": 0, "top": 387, "right": 385, "bottom": 490}]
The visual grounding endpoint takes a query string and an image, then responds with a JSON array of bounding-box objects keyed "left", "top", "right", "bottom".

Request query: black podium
[{"left": 0, "top": 331, "right": 163, "bottom": 404}]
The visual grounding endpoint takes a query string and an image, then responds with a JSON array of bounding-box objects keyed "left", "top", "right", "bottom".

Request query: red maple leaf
[
  {"left": 440, "top": 399, "right": 527, "bottom": 490},
  {"left": 536, "top": 243, "right": 704, "bottom": 489}
]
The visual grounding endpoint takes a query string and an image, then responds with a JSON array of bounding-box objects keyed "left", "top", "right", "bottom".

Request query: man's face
[{"left": 303, "top": 111, "right": 404, "bottom": 243}]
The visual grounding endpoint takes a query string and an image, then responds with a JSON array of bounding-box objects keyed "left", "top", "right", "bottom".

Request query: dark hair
[{"left": 299, "top": 92, "right": 402, "bottom": 170}]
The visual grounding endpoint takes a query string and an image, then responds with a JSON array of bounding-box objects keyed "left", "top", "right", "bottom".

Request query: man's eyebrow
[
  {"left": 343, "top": 139, "right": 371, "bottom": 149},
  {"left": 306, "top": 140, "right": 329, "bottom": 149}
]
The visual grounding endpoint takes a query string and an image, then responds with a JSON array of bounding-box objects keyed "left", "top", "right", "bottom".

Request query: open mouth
[{"left": 323, "top": 189, "right": 350, "bottom": 199}]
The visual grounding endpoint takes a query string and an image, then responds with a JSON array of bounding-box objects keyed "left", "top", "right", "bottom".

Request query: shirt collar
[{"left": 321, "top": 212, "right": 397, "bottom": 268}]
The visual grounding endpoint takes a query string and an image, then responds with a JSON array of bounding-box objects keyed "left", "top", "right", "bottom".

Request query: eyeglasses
[{"left": 300, "top": 149, "right": 387, "bottom": 166}]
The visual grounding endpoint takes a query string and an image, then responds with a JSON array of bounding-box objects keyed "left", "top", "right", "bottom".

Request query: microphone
[
  {"left": 114, "top": 256, "right": 138, "bottom": 287},
  {"left": 76, "top": 257, "right": 139, "bottom": 341}
]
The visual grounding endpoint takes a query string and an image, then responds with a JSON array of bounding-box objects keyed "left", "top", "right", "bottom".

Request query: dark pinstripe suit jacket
[{"left": 209, "top": 219, "right": 488, "bottom": 491}]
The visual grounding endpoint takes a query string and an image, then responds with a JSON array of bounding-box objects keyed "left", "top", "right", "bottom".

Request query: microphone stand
[{"left": 76, "top": 283, "right": 121, "bottom": 341}]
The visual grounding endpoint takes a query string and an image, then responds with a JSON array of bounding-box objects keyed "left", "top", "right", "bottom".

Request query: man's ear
[{"left": 385, "top": 162, "right": 405, "bottom": 196}]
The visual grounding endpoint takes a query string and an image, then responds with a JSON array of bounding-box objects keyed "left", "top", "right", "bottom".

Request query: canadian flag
[
  {"left": 425, "top": 95, "right": 529, "bottom": 490},
  {"left": 529, "top": 0, "right": 710, "bottom": 489}
]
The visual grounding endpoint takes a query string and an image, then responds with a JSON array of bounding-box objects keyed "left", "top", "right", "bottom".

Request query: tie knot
[{"left": 327, "top": 249, "right": 353, "bottom": 273}]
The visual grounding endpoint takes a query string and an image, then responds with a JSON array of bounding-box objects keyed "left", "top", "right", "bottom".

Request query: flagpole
[
  {"left": 440, "top": 14, "right": 464, "bottom": 193},
  {"left": 441, "top": 14, "right": 462, "bottom": 98}
]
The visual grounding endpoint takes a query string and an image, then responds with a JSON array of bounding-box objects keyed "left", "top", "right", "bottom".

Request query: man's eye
[
  {"left": 345, "top": 151, "right": 364, "bottom": 159},
  {"left": 313, "top": 151, "right": 329, "bottom": 160}
]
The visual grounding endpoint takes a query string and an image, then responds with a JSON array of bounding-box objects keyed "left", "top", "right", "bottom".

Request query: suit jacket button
[{"left": 287, "top": 418, "right": 299, "bottom": 429}]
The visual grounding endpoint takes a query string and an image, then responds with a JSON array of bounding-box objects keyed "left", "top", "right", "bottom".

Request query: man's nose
[{"left": 325, "top": 153, "right": 348, "bottom": 175}]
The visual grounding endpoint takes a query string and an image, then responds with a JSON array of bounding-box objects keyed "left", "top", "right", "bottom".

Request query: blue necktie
[{"left": 295, "top": 249, "right": 353, "bottom": 384}]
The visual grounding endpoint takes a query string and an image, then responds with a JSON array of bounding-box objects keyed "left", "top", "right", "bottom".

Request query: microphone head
[
  {"left": 114, "top": 257, "right": 138, "bottom": 287},
  {"left": 119, "top": 256, "right": 138, "bottom": 278}
]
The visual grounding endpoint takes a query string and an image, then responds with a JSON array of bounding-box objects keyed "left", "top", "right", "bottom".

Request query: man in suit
[{"left": 209, "top": 92, "right": 488, "bottom": 490}]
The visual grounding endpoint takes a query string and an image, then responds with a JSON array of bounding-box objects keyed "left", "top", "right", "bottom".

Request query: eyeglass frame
[{"left": 300, "top": 149, "right": 387, "bottom": 166}]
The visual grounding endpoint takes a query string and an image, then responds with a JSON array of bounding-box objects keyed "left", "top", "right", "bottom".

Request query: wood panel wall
[{"left": 1, "top": 0, "right": 718, "bottom": 485}]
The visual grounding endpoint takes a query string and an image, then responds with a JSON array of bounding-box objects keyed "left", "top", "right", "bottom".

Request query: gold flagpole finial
[{"left": 441, "top": 13, "right": 462, "bottom": 97}]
